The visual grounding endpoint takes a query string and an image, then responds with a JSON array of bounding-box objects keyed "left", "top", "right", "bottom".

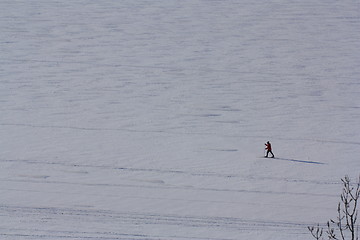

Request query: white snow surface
[{"left": 1, "top": 0, "right": 360, "bottom": 239}]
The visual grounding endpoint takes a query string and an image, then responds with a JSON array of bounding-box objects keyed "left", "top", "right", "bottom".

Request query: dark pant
[{"left": 266, "top": 150, "right": 274, "bottom": 158}]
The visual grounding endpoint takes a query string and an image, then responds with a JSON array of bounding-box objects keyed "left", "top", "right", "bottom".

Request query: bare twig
[{"left": 309, "top": 175, "right": 360, "bottom": 240}]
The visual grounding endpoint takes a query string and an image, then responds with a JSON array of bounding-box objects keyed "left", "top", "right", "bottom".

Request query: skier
[{"left": 265, "top": 141, "right": 275, "bottom": 158}]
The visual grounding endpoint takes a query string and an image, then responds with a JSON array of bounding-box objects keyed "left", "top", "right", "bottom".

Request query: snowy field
[{"left": 1, "top": 0, "right": 360, "bottom": 239}]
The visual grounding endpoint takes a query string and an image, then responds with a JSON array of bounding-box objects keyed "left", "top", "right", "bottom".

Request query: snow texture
[{"left": 1, "top": 0, "right": 360, "bottom": 239}]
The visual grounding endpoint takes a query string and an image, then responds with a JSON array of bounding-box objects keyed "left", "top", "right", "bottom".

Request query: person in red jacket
[{"left": 265, "top": 141, "right": 275, "bottom": 158}]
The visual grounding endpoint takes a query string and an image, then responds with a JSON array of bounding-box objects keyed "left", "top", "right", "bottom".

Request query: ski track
[
  {"left": 0, "top": 177, "right": 338, "bottom": 199},
  {"left": 0, "top": 157, "right": 338, "bottom": 240},
  {"left": 2, "top": 122, "right": 360, "bottom": 146},
  {"left": 0, "top": 204, "right": 311, "bottom": 240},
  {"left": 2, "top": 57, "right": 355, "bottom": 80},
  {"left": 0, "top": 158, "right": 340, "bottom": 186}
]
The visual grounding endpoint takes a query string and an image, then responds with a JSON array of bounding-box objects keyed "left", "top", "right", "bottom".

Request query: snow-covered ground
[{"left": 1, "top": 1, "right": 360, "bottom": 239}]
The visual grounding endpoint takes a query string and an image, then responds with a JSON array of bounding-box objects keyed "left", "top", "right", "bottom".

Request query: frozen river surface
[{"left": 1, "top": 1, "right": 360, "bottom": 239}]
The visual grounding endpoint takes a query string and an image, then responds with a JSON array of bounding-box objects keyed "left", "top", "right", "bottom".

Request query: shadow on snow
[{"left": 266, "top": 157, "right": 326, "bottom": 165}]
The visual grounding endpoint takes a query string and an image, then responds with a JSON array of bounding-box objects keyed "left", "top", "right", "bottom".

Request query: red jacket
[{"left": 265, "top": 143, "right": 272, "bottom": 151}]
